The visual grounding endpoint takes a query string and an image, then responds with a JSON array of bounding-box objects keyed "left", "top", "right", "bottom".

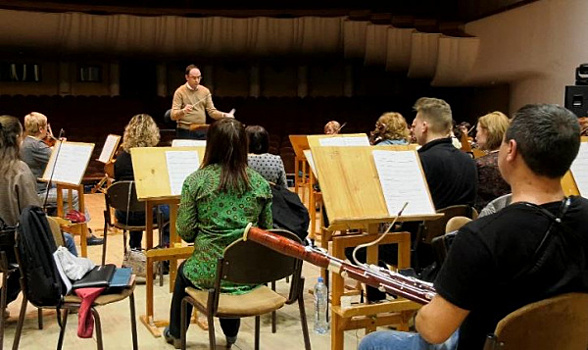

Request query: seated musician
[
  {"left": 165, "top": 118, "right": 273, "bottom": 348},
  {"left": 245, "top": 125, "right": 287, "bottom": 187},
  {"left": 359, "top": 104, "right": 588, "bottom": 350},
  {"left": 19, "top": 112, "right": 103, "bottom": 246},
  {"left": 0, "top": 116, "right": 77, "bottom": 308},
  {"left": 324, "top": 120, "right": 341, "bottom": 135},
  {"left": 113, "top": 114, "right": 170, "bottom": 250},
  {"left": 369, "top": 112, "right": 410, "bottom": 146},
  {"left": 348, "top": 98, "right": 477, "bottom": 302},
  {"left": 473, "top": 111, "right": 511, "bottom": 211},
  {"left": 411, "top": 98, "right": 477, "bottom": 210},
  {"left": 170, "top": 64, "right": 234, "bottom": 140}
]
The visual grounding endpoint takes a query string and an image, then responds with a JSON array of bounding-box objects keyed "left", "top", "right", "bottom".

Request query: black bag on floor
[
  {"left": 16, "top": 206, "right": 66, "bottom": 307},
  {"left": 271, "top": 185, "right": 310, "bottom": 241}
]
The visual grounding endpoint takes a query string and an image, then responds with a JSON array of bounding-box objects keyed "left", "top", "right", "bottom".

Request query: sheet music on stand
[
  {"left": 97, "top": 134, "right": 121, "bottom": 163},
  {"left": 318, "top": 135, "right": 370, "bottom": 146},
  {"left": 303, "top": 150, "right": 317, "bottom": 177},
  {"left": 570, "top": 142, "right": 588, "bottom": 196},
  {"left": 372, "top": 150, "right": 436, "bottom": 216},
  {"left": 166, "top": 151, "right": 200, "bottom": 195},
  {"left": 171, "top": 139, "right": 207, "bottom": 147},
  {"left": 41, "top": 141, "right": 95, "bottom": 185}
]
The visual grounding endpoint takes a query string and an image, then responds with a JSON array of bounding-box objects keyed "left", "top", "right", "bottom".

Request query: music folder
[{"left": 72, "top": 264, "right": 116, "bottom": 289}]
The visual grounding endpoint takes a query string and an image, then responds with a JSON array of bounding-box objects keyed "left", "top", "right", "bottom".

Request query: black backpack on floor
[{"left": 16, "top": 206, "right": 66, "bottom": 307}]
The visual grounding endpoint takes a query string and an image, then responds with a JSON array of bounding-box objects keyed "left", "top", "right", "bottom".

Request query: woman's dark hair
[
  {"left": 245, "top": 125, "right": 269, "bottom": 154},
  {"left": 0, "top": 115, "right": 23, "bottom": 177},
  {"left": 201, "top": 118, "right": 250, "bottom": 192}
]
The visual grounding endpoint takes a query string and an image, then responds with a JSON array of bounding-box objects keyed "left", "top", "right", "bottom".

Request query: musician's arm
[
  {"left": 415, "top": 295, "right": 469, "bottom": 344},
  {"left": 171, "top": 90, "right": 185, "bottom": 121}
]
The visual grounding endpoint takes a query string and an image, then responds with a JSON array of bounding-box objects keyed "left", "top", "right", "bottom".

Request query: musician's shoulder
[{"left": 198, "top": 85, "right": 211, "bottom": 94}]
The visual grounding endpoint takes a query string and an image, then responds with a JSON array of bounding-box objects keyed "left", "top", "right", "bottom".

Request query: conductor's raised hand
[
  {"left": 225, "top": 108, "right": 236, "bottom": 119},
  {"left": 183, "top": 104, "right": 194, "bottom": 114}
]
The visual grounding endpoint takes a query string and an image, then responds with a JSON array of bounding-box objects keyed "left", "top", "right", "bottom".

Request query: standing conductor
[{"left": 171, "top": 64, "right": 234, "bottom": 139}]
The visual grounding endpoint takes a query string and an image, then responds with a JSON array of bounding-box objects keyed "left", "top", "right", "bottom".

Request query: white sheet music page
[
  {"left": 44, "top": 142, "right": 93, "bottom": 185},
  {"left": 166, "top": 151, "right": 200, "bottom": 195},
  {"left": 171, "top": 139, "right": 207, "bottom": 147},
  {"left": 97, "top": 134, "right": 120, "bottom": 163},
  {"left": 303, "top": 150, "right": 317, "bottom": 177},
  {"left": 372, "top": 150, "right": 435, "bottom": 216},
  {"left": 570, "top": 142, "right": 588, "bottom": 196},
  {"left": 319, "top": 136, "right": 370, "bottom": 146}
]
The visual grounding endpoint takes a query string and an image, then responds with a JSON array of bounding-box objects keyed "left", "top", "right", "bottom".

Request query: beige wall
[{"left": 465, "top": 0, "right": 587, "bottom": 113}]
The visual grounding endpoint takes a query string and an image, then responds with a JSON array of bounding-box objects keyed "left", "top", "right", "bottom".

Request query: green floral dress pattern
[{"left": 177, "top": 165, "right": 273, "bottom": 294}]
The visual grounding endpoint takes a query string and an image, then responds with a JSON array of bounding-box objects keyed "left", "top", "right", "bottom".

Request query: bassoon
[{"left": 243, "top": 224, "right": 436, "bottom": 305}]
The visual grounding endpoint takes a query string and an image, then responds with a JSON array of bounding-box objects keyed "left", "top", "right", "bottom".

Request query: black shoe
[
  {"left": 86, "top": 234, "right": 104, "bottom": 246},
  {"left": 164, "top": 327, "right": 181, "bottom": 349},
  {"left": 226, "top": 335, "right": 237, "bottom": 348}
]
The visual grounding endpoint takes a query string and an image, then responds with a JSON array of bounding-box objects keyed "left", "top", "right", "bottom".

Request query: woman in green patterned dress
[{"left": 165, "top": 118, "right": 273, "bottom": 348}]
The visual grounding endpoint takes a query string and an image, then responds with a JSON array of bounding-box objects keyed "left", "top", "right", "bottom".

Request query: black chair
[
  {"left": 180, "top": 229, "right": 311, "bottom": 350},
  {"left": 12, "top": 216, "right": 139, "bottom": 350},
  {"left": 103, "top": 181, "right": 164, "bottom": 284},
  {"left": 0, "top": 217, "right": 17, "bottom": 349},
  {"left": 413, "top": 205, "right": 478, "bottom": 269}
]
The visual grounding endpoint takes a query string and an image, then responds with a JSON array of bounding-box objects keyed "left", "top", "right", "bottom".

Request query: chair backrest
[
  {"left": 46, "top": 216, "right": 65, "bottom": 247},
  {"left": 484, "top": 293, "right": 588, "bottom": 350},
  {"left": 105, "top": 181, "right": 144, "bottom": 213},
  {"left": 445, "top": 216, "right": 472, "bottom": 234},
  {"left": 220, "top": 229, "right": 301, "bottom": 285},
  {"left": 419, "top": 205, "right": 478, "bottom": 244}
]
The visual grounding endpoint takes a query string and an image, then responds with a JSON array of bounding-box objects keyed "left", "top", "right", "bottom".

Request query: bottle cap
[{"left": 318, "top": 276, "right": 324, "bottom": 283}]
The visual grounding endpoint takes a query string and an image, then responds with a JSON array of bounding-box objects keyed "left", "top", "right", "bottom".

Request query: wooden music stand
[
  {"left": 41, "top": 141, "right": 95, "bottom": 257},
  {"left": 131, "top": 146, "right": 206, "bottom": 337},
  {"left": 289, "top": 135, "right": 310, "bottom": 202},
  {"left": 91, "top": 134, "right": 121, "bottom": 194},
  {"left": 310, "top": 144, "right": 441, "bottom": 350},
  {"left": 305, "top": 134, "right": 370, "bottom": 242}
]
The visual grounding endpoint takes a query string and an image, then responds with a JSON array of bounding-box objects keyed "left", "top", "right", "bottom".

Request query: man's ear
[
  {"left": 505, "top": 139, "right": 517, "bottom": 162},
  {"left": 422, "top": 121, "right": 428, "bottom": 134}
]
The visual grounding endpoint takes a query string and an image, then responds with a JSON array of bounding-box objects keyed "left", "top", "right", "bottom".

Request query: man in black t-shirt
[{"left": 359, "top": 104, "right": 588, "bottom": 350}]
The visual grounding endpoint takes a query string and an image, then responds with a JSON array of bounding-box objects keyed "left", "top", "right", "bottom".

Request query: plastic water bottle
[{"left": 314, "top": 276, "right": 329, "bottom": 334}]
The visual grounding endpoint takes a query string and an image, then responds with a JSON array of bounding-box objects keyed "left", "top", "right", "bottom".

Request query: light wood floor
[{"left": 2, "top": 193, "right": 368, "bottom": 349}]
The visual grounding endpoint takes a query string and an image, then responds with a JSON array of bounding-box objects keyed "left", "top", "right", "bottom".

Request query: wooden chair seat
[{"left": 185, "top": 286, "right": 286, "bottom": 317}]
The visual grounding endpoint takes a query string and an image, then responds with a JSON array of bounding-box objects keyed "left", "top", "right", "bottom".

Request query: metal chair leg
[
  {"left": 0, "top": 259, "right": 9, "bottom": 350},
  {"left": 129, "top": 293, "right": 138, "bottom": 350},
  {"left": 11, "top": 292, "right": 27, "bottom": 350},
  {"left": 57, "top": 308, "right": 70, "bottom": 350},
  {"left": 37, "top": 308, "right": 43, "bottom": 329},
  {"left": 181, "top": 298, "right": 187, "bottom": 350},
  {"left": 271, "top": 281, "right": 277, "bottom": 333},
  {"left": 102, "top": 211, "right": 109, "bottom": 265},
  {"left": 207, "top": 313, "right": 216, "bottom": 349},
  {"left": 298, "top": 279, "right": 312, "bottom": 350},
  {"left": 91, "top": 308, "right": 103, "bottom": 350},
  {"left": 255, "top": 315, "right": 261, "bottom": 350}
]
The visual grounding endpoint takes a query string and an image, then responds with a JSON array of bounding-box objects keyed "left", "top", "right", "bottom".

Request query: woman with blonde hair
[
  {"left": 369, "top": 112, "right": 410, "bottom": 145},
  {"left": 474, "top": 111, "right": 511, "bottom": 211},
  {"left": 114, "top": 114, "right": 168, "bottom": 250}
]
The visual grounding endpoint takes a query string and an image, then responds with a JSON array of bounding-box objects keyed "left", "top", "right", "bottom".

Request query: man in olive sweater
[{"left": 171, "top": 64, "right": 233, "bottom": 140}]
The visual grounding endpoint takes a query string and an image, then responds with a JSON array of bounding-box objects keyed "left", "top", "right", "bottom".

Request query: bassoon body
[{"left": 244, "top": 224, "right": 436, "bottom": 305}]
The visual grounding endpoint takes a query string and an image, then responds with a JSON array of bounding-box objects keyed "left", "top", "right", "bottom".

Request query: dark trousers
[
  {"left": 176, "top": 128, "right": 206, "bottom": 140},
  {"left": 115, "top": 205, "right": 170, "bottom": 249},
  {"left": 168, "top": 261, "right": 240, "bottom": 339}
]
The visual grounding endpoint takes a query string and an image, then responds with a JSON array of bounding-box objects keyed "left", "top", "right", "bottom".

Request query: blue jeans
[
  {"left": 63, "top": 232, "right": 78, "bottom": 256},
  {"left": 176, "top": 128, "right": 206, "bottom": 140},
  {"left": 359, "top": 330, "right": 459, "bottom": 350}
]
